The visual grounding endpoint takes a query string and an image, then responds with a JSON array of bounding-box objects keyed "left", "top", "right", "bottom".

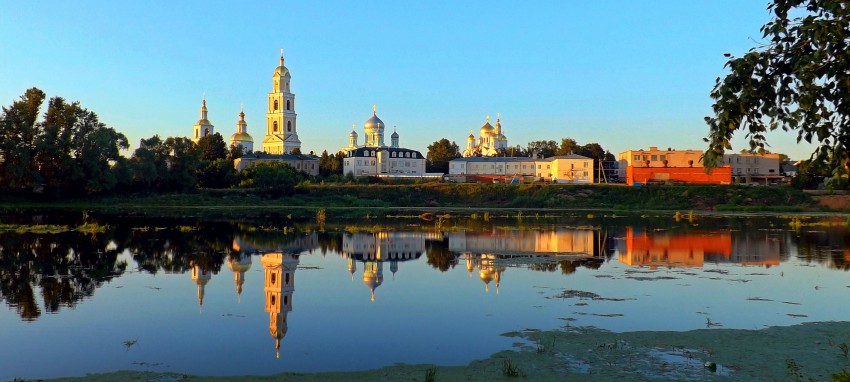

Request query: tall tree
[
  {"left": 0, "top": 88, "right": 45, "bottom": 193},
  {"left": 556, "top": 138, "right": 577, "bottom": 156},
  {"left": 704, "top": 0, "right": 850, "bottom": 185},
  {"left": 164, "top": 137, "right": 201, "bottom": 192},
  {"left": 426, "top": 138, "right": 460, "bottom": 174},
  {"left": 196, "top": 133, "right": 228, "bottom": 161}
]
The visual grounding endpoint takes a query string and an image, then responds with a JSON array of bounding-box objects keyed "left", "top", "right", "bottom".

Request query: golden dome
[
  {"left": 364, "top": 105, "right": 384, "bottom": 132},
  {"left": 479, "top": 116, "right": 494, "bottom": 136},
  {"left": 230, "top": 132, "right": 254, "bottom": 142},
  {"left": 227, "top": 257, "right": 252, "bottom": 273},
  {"left": 273, "top": 49, "right": 290, "bottom": 77},
  {"left": 197, "top": 119, "right": 213, "bottom": 126}
]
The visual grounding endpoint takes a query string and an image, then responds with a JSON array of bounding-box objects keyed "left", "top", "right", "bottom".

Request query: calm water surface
[{"left": 1, "top": 213, "right": 848, "bottom": 380}]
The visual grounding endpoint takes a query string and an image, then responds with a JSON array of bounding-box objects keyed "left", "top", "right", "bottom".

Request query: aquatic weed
[
  {"left": 424, "top": 366, "right": 437, "bottom": 382},
  {"left": 502, "top": 359, "right": 522, "bottom": 377}
]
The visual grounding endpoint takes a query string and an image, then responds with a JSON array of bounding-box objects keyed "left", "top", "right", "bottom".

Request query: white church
[{"left": 340, "top": 105, "right": 429, "bottom": 178}]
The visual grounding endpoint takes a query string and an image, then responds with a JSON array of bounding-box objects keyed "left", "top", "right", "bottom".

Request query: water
[{"left": 0, "top": 213, "right": 848, "bottom": 380}]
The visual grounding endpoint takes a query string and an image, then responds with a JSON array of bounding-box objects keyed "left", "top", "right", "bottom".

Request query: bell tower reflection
[
  {"left": 262, "top": 252, "right": 299, "bottom": 358},
  {"left": 227, "top": 253, "right": 252, "bottom": 303},
  {"left": 190, "top": 261, "right": 212, "bottom": 312}
]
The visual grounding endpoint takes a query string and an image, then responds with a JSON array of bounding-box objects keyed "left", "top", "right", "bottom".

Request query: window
[
  {"left": 286, "top": 100, "right": 291, "bottom": 110},
  {"left": 660, "top": 155, "right": 666, "bottom": 161},
  {"left": 634, "top": 155, "right": 640, "bottom": 161},
  {"left": 651, "top": 155, "right": 657, "bottom": 161},
  {"left": 273, "top": 121, "right": 278, "bottom": 132},
  {"left": 274, "top": 100, "right": 279, "bottom": 110},
  {"left": 287, "top": 121, "right": 292, "bottom": 132},
  {"left": 583, "top": 161, "right": 588, "bottom": 167}
]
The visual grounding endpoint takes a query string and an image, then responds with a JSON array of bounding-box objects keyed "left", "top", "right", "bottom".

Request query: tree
[
  {"left": 556, "top": 138, "right": 577, "bottom": 156},
  {"left": 196, "top": 133, "right": 228, "bottom": 161},
  {"left": 525, "top": 140, "right": 558, "bottom": 158},
  {"left": 318, "top": 150, "right": 343, "bottom": 177},
  {"left": 0, "top": 88, "right": 45, "bottom": 193},
  {"left": 164, "top": 137, "right": 201, "bottom": 192},
  {"left": 130, "top": 135, "right": 169, "bottom": 191},
  {"left": 238, "top": 161, "right": 303, "bottom": 196},
  {"left": 704, "top": 0, "right": 850, "bottom": 186},
  {"left": 290, "top": 147, "right": 302, "bottom": 155},
  {"left": 198, "top": 158, "right": 236, "bottom": 188},
  {"left": 426, "top": 138, "right": 460, "bottom": 174}
]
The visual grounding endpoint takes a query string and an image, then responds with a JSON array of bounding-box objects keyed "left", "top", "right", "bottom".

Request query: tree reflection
[{"left": 0, "top": 231, "right": 126, "bottom": 321}]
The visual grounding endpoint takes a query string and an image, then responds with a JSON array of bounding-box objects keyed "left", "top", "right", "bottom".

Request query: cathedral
[
  {"left": 462, "top": 114, "right": 509, "bottom": 157},
  {"left": 340, "top": 105, "right": 426, "bottom": 177}
]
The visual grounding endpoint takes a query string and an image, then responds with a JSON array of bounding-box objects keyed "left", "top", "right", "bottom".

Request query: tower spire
[
  {"left": 373, "top": 104, "right": 377, "bottom": 114},
  {"left": 279, "top": 48, "right": 284, "bottom": 66}
]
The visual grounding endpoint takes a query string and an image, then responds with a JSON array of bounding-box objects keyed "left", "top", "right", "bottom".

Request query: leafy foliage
[
  {"left": 705, "top": 0, "right": 850, "bottom": 186},
  {"left": 426, "top": 138, "right": 460, "bottom": 174},
  {"left": 238, "top": 161, "right": 303, "bottom": 196}
]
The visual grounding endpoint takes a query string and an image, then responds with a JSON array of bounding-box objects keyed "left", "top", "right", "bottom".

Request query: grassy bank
[{"left": 0, "top": 183, "right": 820, "bottom": 215}]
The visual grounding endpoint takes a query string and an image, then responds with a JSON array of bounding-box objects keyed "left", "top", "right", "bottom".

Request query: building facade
[
  {"left": 722, "top": 153, "right": 782, "bottom": 184},
  {"left": 462, "top": 114, "right": 509, "bottom": 157},
  {"left": 341, "top": 105, "right": 426, "bottom": 177},
  {"left": 448, "top": 154, "right": 593, "bottom": 183}
]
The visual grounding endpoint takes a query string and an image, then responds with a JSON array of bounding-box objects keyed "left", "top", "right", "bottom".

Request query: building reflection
[
  {"left": 262, "top": 252, "right": 298, "bottom": 358},
  {"left": 618, "top": 227, "right": 784, "bottom": 268},
  {"left": 340, "top": 232, "right": 431, "bottom": 301},
  {"left": 190, "top": 260, "right": 212, "bottom": 311},
  {"left": 447, "top": 229, "right": 605, "bottom": 256},
  {"left": 449, "top": 229, "right": 611, "bottom": 292}
]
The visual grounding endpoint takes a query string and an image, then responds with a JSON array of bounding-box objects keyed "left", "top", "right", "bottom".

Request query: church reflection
[
  {"left": 340, "top": 232, "right": 431, "bottom": 301},
  {"left": 618, "top": 227, "right": 786, "bottom": 268}
]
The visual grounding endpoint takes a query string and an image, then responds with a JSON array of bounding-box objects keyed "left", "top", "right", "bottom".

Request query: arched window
[
  {"left": 273, "top": 121, "right": 278, "bottom": 132},
  {"left": 204, "top": 128, "right": 209, "bottom": 137},
  {"left": 284, "top": 295, "right": 288, "bottom": 305},
  {"left": 285, "top": 273, "right": 290, "bottom": 285},
  {"left": 270, "top": 273, "right": 277, "bottom": 285},
  {"left": 271, "top": 295, "right": 276, "bottom": 306},
  {"left": 274, "top": 100, "right": 279, "bottom": 110},
  {"left": 286, "top": 100, "right": 291, "bottom": 110},
  {"left": 287, "top": 121, "right": 292, "bottom": 132}
]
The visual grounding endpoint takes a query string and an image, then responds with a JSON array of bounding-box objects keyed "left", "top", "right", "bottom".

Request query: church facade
[
  {"left": 341, "top": 105, "right": 426, "bottom": 178},
  {"left": 462, "top": 114, "right": 509, "bottom": 157}
]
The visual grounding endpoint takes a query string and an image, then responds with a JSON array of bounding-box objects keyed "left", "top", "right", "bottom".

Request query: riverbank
[
  {"left": 0, "top": 183, "right": 824, "bottom": 216},
  {"left": 41, "top": 321, "right": 850, "bottom": 381}
]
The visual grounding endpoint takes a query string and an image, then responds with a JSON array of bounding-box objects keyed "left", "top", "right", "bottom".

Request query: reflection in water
[
  {"left": 619, "top": 227, "right": 786, "bottom": 268},
  {"left": 227, "top": 253, "right": 252, "bottom": 303},
  {"left": 0, "top": 231, "right": 126, "bottom": 321},
  {"left": 340, "top": 232, "right": 428, "bottom": 301},
  {"left": 6, "top": 215, "right": 850, "bottom": 380},
  {"left": 262, "top": 252, "right": 298, "bottom": 358}
]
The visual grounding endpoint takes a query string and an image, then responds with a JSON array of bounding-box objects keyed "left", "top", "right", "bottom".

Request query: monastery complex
[{"left": 186, "top": 50, "right": 785, "bottom": 185}]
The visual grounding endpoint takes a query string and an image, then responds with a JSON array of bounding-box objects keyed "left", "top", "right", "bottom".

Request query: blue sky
[{"left": 0, "top": 1, "right": 814, "bottom": 159}]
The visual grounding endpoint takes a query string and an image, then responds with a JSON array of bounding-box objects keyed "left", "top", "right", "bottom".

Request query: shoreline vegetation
[
  {"left": 38, "top": 321, "right": 850, "bottom": 382},
  {"left": 0, "top": 184, "right": 834, "bottom": 217}
]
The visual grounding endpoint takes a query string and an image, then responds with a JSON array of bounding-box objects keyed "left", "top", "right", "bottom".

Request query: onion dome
[
  {"left": 349, "top": 126, "right": 359, "bottom": 138},
  {"left": 479, "top": 269, "right": 494, "bottom": 293},
  {"left": 468, "top": 130, "right": 475, "bottom": 140},
  {"left": 364, "top": 104, "right": 384, "bottom": 132},
  {"left": 391, "top": 130, "right": 399, "bottom": 139},
  {"left": 479, "top": 116, "right": 494, "bottom": 136}
]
